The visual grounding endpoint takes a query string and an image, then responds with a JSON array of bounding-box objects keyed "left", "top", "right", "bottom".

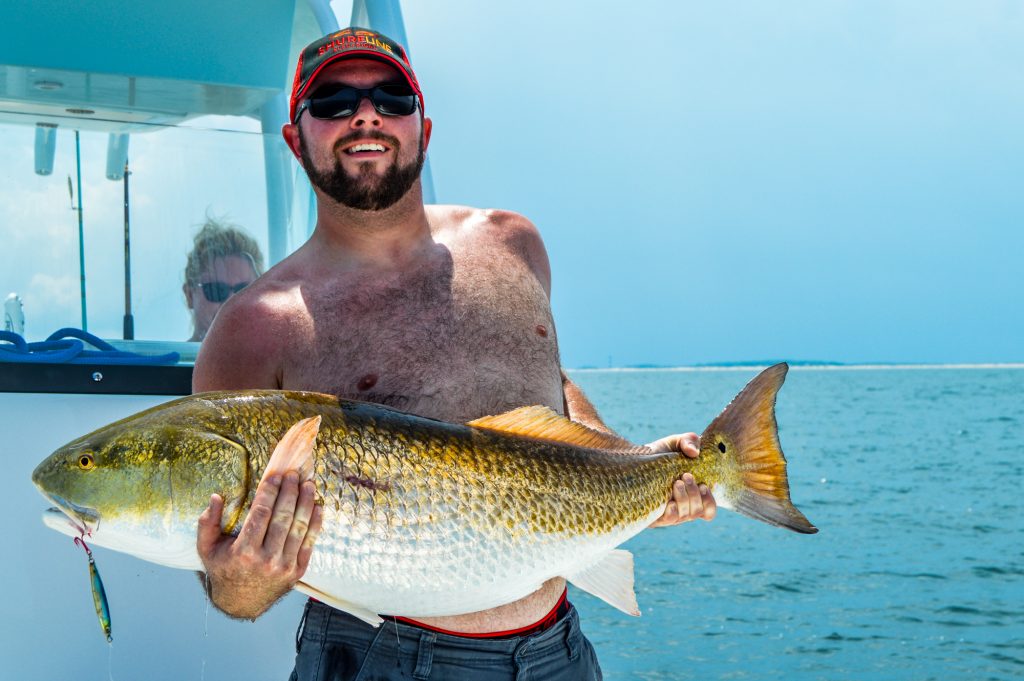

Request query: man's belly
[{"left": 407, "top": 577, "right": 568, "bottom": 633}]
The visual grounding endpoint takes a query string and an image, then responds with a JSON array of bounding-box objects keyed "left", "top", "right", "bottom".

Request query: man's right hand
[{"left": 197, "top": 470, "right": 323, "bottom": 620}]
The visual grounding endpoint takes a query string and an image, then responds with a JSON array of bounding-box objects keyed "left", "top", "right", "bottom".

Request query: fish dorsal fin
[
  {"left": 566, "top": 549, "right": 640, "bottom": 617},
  {"left": 467, "top": 406, "right": 643, "bottom": 452}
]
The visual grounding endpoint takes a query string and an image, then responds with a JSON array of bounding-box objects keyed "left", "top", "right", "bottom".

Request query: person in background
[{"left": 183, "top": 218, "right": 265, "bottom": 342}]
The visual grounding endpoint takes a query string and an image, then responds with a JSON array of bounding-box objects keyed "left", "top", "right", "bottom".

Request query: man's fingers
[
  {"left": 262, "top": 471, "right": 301, "bottom": 554},
  {"left": 645, "top": 433, "right": 701, "bottom": 457},
  {"left": 282, "top": 480, "right": 317, "bottom": 563},
  {"left": 700, "top": 484, "right": 718, "bottom": 521},
  {"left": 197, "top": 494, "right": 225, "bottom": 556},
  {"left": 646, "top": 434, "right": 680, "bottom": 453},
  {"left": 238, "top": 473, "right": 283, "bottom": 548},
  {"left": 682, "top": 473, "right": 705, "bottom": 518},
  {"left": 649, "top": 498, "right": 674, "bottom": 528},
  {"left": 650, "top": 473, "right": 718, "bottom": 527},
  {"left": 295, "top": 502, "right": 324, "bottom": 576}
]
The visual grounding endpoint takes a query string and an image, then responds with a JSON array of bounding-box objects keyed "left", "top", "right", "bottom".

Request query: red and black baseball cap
[{"left": 289, "top": 27, "right": 423, "bottom": 123}]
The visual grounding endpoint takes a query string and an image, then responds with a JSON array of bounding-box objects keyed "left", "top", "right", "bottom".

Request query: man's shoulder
[
  {"left": 430, "top": 205, "right": 543, "bottom": 248},
  {"left": 193, "top": 296, "right": 286, "bottom": 391},
  {"left": 430, "top": 205, "right": 551, "bottom": 294},
  {"left": 192, "top": 265, "right": 310, "bottom": 391},
  {"left": 218, "top": 273, "right": 303, "bottom": 327}
]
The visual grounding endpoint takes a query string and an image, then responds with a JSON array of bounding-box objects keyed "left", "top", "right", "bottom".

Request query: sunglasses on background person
[
  {"left": 196, "top": 281, "right": 250, "bottom": 303},
  {"left": 296, "top": 84, "right": 418, "bottom": 120}
]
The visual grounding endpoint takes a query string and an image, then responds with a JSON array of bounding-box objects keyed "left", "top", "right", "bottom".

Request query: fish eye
[{"left": 77, "top": 453, "right": 96, "bottom": 470}]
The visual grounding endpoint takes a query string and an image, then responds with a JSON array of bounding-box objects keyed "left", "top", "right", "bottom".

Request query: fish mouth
[{"left": 40, "top": 493, "right": 100, "bottom": 536}]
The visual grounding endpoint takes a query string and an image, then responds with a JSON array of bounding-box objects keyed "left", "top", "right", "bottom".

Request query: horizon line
[{"left": 569, "top": 362, "right": 1024, "bottom": 373}]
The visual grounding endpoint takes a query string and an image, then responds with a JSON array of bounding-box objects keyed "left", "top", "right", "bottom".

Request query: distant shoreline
[{"left": 569, "top": 362, "right": 1024, "bottom": 372}]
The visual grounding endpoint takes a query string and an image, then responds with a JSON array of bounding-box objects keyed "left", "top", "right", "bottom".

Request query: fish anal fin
[
  {"left": 294, "top": 580, "right": 384, "bottom": 627},
  {"left": 566, "top": 549, "right": 640, "bottom": 617},
  {"left": 261, "top": 416, "right": 321, "bottom": 485},
  {"left": 468, "top": 406, "right": 644, "bottom": 452}
]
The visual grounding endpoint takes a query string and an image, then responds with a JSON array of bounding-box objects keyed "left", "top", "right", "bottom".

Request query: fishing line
[
  {"left": 392, "top": 619, "right": 405, "bottom": 676},
  {"left": 203, "top": 572, "right": 211, "bottom": 638},
  {"left": 201, "top": 572, "right": 212, "bottom": 681}
]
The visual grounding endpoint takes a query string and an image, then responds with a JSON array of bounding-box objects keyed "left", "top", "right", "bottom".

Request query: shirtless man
[{"left": 193, "top": 27, "right": 715, "bottom": 680}]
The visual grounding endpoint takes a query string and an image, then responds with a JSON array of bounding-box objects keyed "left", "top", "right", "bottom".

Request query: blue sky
[
  {"left": 398, "top": 0, "right": 1023, "bottom": 366},
  {"left": 2, "top": 1, "right": 1021, "bottom": 367}
]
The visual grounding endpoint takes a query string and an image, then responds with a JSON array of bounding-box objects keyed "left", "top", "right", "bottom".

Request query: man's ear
[
  {"left": 421, "top": 116, "right": 433, "bottom": 153},
  {"left": 183, "top": 283, "right": 194, "bottom": 310},
  {"left": 282, "top": 123, "right": 303, "bottom": 161}
]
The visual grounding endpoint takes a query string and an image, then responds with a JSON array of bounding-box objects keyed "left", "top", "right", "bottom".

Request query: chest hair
[{"left": 284, "top": 246, "right": 562, "bottom": 421}]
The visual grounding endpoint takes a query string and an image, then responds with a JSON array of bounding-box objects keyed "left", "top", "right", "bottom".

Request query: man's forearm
[{"left": 561, "top": 370, "right": 615, "bottom": 434}]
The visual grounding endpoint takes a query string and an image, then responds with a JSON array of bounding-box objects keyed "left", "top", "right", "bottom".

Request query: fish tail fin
[{"left": 702, "top": 363, "right": 818, "bottom": 534}]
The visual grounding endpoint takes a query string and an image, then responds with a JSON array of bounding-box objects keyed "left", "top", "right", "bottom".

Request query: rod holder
[
  {"left": 34, "top": 124, "right": 57, "bottom": 176},
  {"left": 106, "top": 134, "right": 130, "bottom": 180}
]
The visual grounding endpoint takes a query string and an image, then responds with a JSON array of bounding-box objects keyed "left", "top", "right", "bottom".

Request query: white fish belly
[{"left": 303, "top": 507, "right": 662, "bottom": 617}]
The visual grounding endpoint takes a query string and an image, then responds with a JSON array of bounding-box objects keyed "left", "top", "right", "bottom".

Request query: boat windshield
[{"left": 0, "top": 115, "right": 311, "bottom": 370}]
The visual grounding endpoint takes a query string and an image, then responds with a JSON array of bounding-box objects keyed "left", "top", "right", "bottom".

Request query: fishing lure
[{"left": 74, "top": 536, "right": 112, "bottom": 643}]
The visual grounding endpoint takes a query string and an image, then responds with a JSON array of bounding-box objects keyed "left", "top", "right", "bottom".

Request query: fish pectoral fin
[
  {"left": 261, "top": 416, "right": 320, "bottom": 486},
  {"left": 467, "top": 407, "right": 646, "bottom": 452},
  {"left": 565, "top": 549, "right": 640, "bottom": 617},
  {"left": 294, "top": 580, "right": 384, "bottom": 627}
]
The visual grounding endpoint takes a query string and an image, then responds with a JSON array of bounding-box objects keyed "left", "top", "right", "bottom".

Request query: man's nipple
[
  {"left": 536, "top": 325, "right": 548, "bottom": 338},
  {"left": 356, "top": 373, "right": 378, "bottom": 391}
]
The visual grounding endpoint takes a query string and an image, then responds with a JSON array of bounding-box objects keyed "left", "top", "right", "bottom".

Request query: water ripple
[
  {"left": 865, "top": 570, "right": 948, "bottom": 580},
  {"left": 973, "top": 566, "right": 1024, "bottom": 578}
]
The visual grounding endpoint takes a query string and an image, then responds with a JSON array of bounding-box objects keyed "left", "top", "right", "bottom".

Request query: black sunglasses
[
  {"left": 198, "top": 281, "right": 249, "bottom": 303},
  {"left": 297, "top": 84, "right": 418, "bottom": 120}
]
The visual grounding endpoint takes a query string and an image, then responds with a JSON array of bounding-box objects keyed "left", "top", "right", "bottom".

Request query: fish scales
[{"left": 216, "top": 392, "right": 674, "bottom": 540}]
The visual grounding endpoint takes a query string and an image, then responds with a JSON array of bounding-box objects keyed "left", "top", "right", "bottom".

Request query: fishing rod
[
  {"left": 73, "top": 131, "right": 88, "bottom": 331},
  {"left": 122, "top": 158, "right": 134, "bottom": 340}
]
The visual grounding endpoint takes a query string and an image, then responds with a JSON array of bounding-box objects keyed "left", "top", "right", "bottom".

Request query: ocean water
[{"left": 567, "top": 366, "right": 1023, "bottom": 681}]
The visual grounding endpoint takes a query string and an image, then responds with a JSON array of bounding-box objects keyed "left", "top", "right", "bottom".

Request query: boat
[{"left": 0, "top": 1, "right": 430, "bottom": 677}]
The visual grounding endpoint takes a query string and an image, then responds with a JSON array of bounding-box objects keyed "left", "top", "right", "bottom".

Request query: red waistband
[{"left": 391, "top": 588, "right": 570, "bottom": 639}]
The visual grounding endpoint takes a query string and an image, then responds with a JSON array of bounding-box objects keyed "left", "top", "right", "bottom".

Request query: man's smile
[{"left": 343, "top": 141, "right": 390, "bottom": 157}]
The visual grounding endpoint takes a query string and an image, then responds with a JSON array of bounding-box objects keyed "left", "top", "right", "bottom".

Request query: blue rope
[{"left": 0, "top": 328, "right": 179, "bottom": 365}]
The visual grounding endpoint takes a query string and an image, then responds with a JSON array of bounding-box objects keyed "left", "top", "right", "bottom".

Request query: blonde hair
[{"left": 184, "top": 217, "right": 265, "bottom": 286}]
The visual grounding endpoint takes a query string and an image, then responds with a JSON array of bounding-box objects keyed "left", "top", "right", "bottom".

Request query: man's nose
[{"left": 349, "top": 96, "right": 382, "bottom": 128}]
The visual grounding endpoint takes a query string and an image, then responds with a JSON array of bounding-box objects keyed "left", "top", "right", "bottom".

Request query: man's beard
[{"left": 298, "top": 128, "right": 424, "bottom": 211}]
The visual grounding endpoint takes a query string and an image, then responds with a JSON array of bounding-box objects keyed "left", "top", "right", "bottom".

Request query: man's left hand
[{"left": 646, "top": 433, "right": 717, "bottom": 527}]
